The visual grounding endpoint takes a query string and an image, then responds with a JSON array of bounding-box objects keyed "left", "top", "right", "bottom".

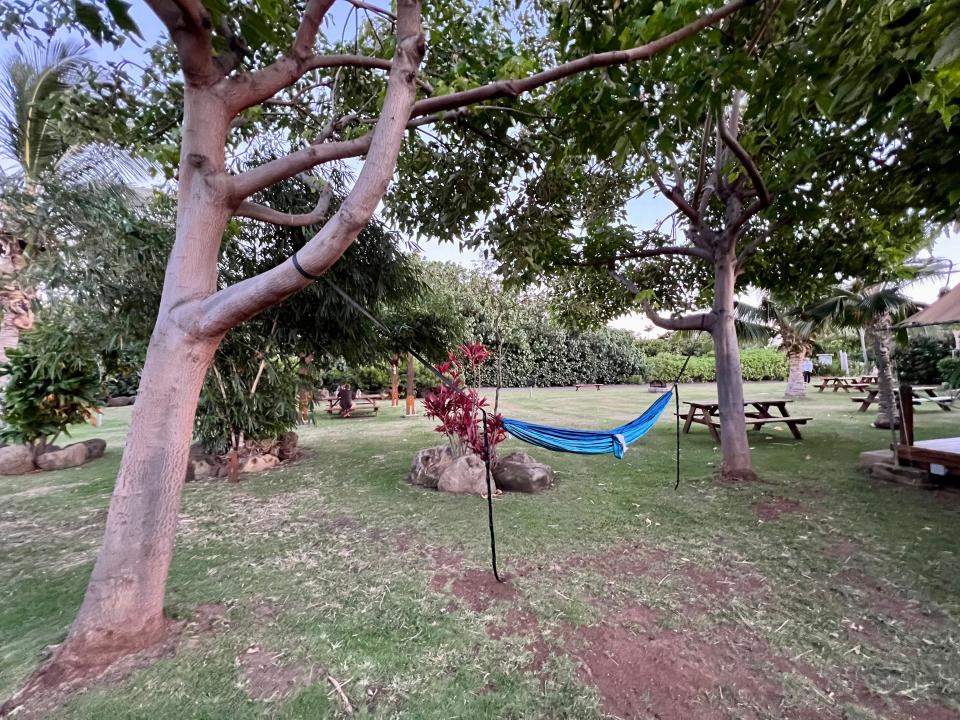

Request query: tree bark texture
[
  {"left": 872, "top": 314, "right": 898, "bottom": 429},
  {"left": 784, "top": 349, "right": 807, "bottom": 398},
  {"left": 390, "top": 353, "right": 399, "bottom": 406},
  {"left": 0, "top": 233, "right": 35, "bottom": 369},
  {"left": 712, "top": 250, "right": 756, "bottom": 480}
]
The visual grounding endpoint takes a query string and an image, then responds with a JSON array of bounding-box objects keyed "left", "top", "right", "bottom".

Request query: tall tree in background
[
  {"left": 806, "top": 268, "right": 942, "bottom": 429},
  {"left": 736, "top": 296, "right": 816, "bottom": 398},
  {"left": 1, "top": 0, "right": 754, "bottom": 705}
]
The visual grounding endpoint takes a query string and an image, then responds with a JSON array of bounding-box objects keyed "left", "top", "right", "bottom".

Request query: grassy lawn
[{"left": 2, "top": 382, "right": 959, "bottom": 719}]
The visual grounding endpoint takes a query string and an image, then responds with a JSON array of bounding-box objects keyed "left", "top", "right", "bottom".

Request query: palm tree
[
  {"left": 0, "top": 42, "right": 146, "bottom": 364},
  {"left": 736, "top": 295, "right": 816, "bottom": 398},
  {"left": 806, "top": 280, "right": 929, "bottom": 428}
]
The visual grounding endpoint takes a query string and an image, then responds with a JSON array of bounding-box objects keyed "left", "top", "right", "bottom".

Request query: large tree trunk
[
  {"left": 785, "top": 350, "right": 806, "bottom": 398},
  {"left": 872, "top": 314, "right": 898, "bottom": 429},
  {"left": 52, "top": 322, "right": 217, "bottom": 666},
  {"left": 712, "top": 251, "right": 755, "bottom": 481}
]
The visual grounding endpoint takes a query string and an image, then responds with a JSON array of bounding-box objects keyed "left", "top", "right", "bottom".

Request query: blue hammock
[{"left": 501, "top": 389, "right": 674, "bottom": 459}]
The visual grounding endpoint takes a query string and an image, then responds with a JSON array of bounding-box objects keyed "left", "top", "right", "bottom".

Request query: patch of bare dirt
[
  {"left": 561, "top": 543, "right": 671, "bottom": 578},
  {"left": 852, "top": 687, "right": 960, "bottom": 720},
  {"left": 236, "top": 646, "right": 322, "bottom": 702},
  {"left": 752, "top": 496, "right": 802, "bottom": 521},
  {"left": 568, "top": 620, "right": 784, "bottom": 720},
  {"left": 432, "top": 568, "right": 517, "bottom": 612}
]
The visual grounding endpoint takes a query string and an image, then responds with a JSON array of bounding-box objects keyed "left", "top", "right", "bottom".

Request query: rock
[
  {"left": 275, "top": 431, "right": 299, "bottom": 461},
  {"left": 105, "top": 395, "right": 136, "bottom": 407},
  {"left": 0, "top": 445, "right": 35, "bottom": 475},
  {"left": 437, "top": 453, "right": 495, "bottom": 496},
  {"left": 37, "top": 444, "right": 62, "bottom": 455},
  {"left": 81, "top": 439, "right": 107, "bottom": 459},
  {"left": 240, "top": 453, "right": 280, "bottom": 474},
  {"left": 36, "top": 443, "right": 89, "bottom": 471},
  {"left": 190, "top": 459, "right": 216, "bottom": 481},
  {"left": 408, "top": 446, "right": 454, "bottom": 489},
  {"left": 493, "top": 451, "right": 555, "bottom": 494}
]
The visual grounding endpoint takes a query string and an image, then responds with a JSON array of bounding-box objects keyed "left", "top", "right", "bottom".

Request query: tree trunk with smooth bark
[{"left": 711, "top": 250, "right": 755, "bottom": 480}]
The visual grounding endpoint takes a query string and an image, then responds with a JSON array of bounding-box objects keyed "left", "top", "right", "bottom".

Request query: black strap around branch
[{"left": 291, "top": 252, "right": 323, "bottom": 280}]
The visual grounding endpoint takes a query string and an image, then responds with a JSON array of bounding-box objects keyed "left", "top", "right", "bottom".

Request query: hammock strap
[{"left": 480, "top": 408, "right": 502, "bottom": 582}]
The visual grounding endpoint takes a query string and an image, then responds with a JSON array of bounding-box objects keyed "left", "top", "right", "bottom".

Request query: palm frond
[{"left": 0, "top": 40, "right": 89, "bottom": 180}]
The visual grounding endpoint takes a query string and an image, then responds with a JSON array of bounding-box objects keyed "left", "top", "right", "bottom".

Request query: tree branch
[
  {"left": 235, "top": 184, "right": 334, "bottom": 227},
  {"left": 145, "top": 0, "right": 220, "bottom": 85},
  {"left": 198, "top": 0, "right": 426, "bottom": 337},
  {"left": 219, "top": 0, "right": 341, "bottom": 113},
  {"left": 606, "top": 269, "right": 716, "bottom": 331},
  {"left": 718, "top": 121, "right": 771, "bottom": 207},
  {"left": 692, "top": 112, "right": 712, "bottom": 211},
  {"left": 408, "top": 0, "right": 753, "bottom": 120},
  {"left": 293, "top": 0, "right": 336, "bottom": 58},
  {"left": 228, "top": 126, "right": 367, "bottom": 201},
  {"left": 346, "top": 0, "right": 396, "bottom": 20},
  {"left": 642, "top": 148, "right": 700, "bottom": 223},
  {"left": 641, "top": 299, "right": 716, "bottom": 331}
]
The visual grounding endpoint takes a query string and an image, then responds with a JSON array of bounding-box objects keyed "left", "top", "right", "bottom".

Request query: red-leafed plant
[{"left": 423, "top": 342, "right": 506, "bottom": 460}]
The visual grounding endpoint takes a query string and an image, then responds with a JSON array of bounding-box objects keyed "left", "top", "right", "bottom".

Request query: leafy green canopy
[{"left": 385, "top": 0, "right": 956, "bottom": 326}]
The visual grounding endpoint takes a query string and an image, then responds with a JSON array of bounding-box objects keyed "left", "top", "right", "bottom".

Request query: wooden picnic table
[
  {"left": 679, "top": 399, "right": 813, "bottom": 442},
  {"left": 852, "top": 385, "right": 954, "bottom": 412},
  {"left": 326, "top": 395, "right": 379, "bottom": 416},
  {"left": 575, "top": 383, "right": 605, "bottom": 391},
  {"left": 815, "top": 376, "right": 873, "bottom": 393}
]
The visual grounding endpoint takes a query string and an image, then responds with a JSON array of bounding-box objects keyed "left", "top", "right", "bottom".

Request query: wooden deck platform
[{"left": 897, "top": 437, "right": 960, "bottom": 475}]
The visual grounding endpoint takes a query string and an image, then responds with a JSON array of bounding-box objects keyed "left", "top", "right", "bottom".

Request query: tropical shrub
[
  {"left": 937, "top": 356, "right": 960, "bottom": 388},
  {"left": 423, "top": 342, "right": 505, "bottom": 459},
  {"left": 194, "top": 331, "right": 300, "bottom": 454},
  {"left": 0, "top": 325, "right": 102, "bottom": 451},
  {"left": 100, "top": 345, "right": 145, "bottom": 398},
  {"left": 894, "top": 337, "right": 952, "bottom": 384}
]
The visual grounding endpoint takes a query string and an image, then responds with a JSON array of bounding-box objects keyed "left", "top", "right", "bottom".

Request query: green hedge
[
  {"left": 645, "top": 348, "right": 787, "bottom": 383},
  {"left": 895, "top": 337, "right": 953, "bottom": 384}
]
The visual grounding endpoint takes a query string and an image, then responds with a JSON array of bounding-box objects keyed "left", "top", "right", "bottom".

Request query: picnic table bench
[
  {"left": 326, "top": 395, "right": 379, "bottom": 416},
  {"left": 678, "top": 399, "right": 813, "bottom": 442},
  {"left": 852, "top": 385, "right": 954, "bottom": 412},
  {"left": 575, "top": 383, "right": 605, "bottom": 391},
  {"left": 815, "top": 376, "right": 873, "bottom": 393}
]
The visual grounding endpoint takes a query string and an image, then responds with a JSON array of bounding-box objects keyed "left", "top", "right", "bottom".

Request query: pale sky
[{"left": 3, "top": 4, "right": 958, "bottom": 338}]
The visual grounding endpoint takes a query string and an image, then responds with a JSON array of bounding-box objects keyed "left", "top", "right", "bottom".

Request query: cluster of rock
[
  {"left": 0, "top": 439, "right": 107, "bottom": 475},
  {"left": 187, "top": 431, "right": 302, "bottom": 481},
  {"left": 408, "top": 447, "right": 555, "bottom": 496}
]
